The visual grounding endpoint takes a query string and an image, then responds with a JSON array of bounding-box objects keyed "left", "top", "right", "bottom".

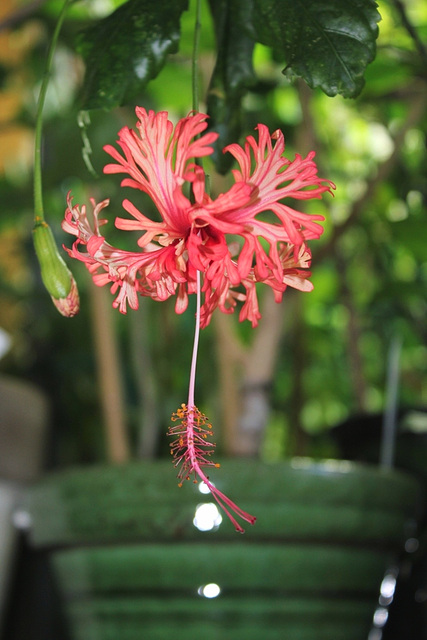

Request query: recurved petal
[{"left": 103, "top": 108, "right": 218, "bottom": 233}]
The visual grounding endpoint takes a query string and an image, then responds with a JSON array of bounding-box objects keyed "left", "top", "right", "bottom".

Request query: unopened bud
[{"left": 33, "top": 221, "right": 79, "bottom": 317}]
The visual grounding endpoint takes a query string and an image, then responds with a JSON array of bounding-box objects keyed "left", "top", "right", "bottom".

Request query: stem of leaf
[{"left": 34, "top": 0, "right": 71, "bottom": 223}]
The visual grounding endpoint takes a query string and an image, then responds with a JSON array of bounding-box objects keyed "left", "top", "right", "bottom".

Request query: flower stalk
[
  {"left": 33, "top": 0, "right": 78, "bottom": 316},
  {"left": 192, "top": 0, "right": 202, "bottom": 115},
  {"left": 34, "top": 0, "right": 71, "bottom": 220},
  {"left": 167, "top": 0, "right": 255, "bottom": 532}
]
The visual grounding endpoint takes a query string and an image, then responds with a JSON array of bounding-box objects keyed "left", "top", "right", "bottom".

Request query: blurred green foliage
[{"left": 0, "top": 0, "right": 425, "bottom": 467}]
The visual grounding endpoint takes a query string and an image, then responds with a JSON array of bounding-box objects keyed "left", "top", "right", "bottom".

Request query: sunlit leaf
[
  {"left": 248, "top": 0, "right": 381, "bottom": 97},
  {"left": 76, "top": 0, "right": 189, "bottom": 110}
]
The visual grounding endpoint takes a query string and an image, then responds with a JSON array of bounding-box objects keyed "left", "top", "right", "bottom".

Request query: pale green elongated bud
[{"left": 33, "top": 221, "right": 79, "bottom": 317}]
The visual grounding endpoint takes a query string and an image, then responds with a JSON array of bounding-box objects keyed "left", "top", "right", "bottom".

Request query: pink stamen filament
[{"left": 168, "top": 270, "right": 256, "bottom": 533}]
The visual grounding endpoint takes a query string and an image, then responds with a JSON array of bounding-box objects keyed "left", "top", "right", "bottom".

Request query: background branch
[
  {"left": 392, "top": 0, "right": 427, "bottom": 65},
  {"left": 316, "top": 87, "right": 427, "bottom": 264},
  {"left": 90, "top": 283, "right": 130, "bottom": 464}
]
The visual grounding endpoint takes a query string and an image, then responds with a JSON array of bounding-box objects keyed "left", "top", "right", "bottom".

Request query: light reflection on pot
[{"left": 193, "top": 502, "right": 222, "bottom": 531}]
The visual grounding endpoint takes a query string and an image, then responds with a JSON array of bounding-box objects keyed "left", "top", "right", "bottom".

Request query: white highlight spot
[
  {"left": 193, "top": 503, "right": 222, "bottom": 531},
  {"left": 198, "top": 583, "right": 221, "bottom": 598},
  {"left": 373, "top": 607, "right": 388, "bottom": 628},
  {"left": 198, "top": 481, "right": 211, "bottom": 495},
  {"left": 379, "top": 572, "right": 397, "bottom": 606}
]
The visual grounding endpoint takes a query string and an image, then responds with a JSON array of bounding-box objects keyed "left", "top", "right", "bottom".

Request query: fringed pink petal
[
  {"left": 63, "top": 111, "right": 334, "bottom": 327},
  {"left": 103, "top": 108, "right": 218, "bottom": 234}
]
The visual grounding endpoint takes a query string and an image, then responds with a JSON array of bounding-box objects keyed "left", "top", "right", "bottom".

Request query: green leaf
[
  {"left": 391, "top": 218, "right": 427, "bottom": 263},
  {"left": 206, "top": 0, "right": 256, "bottom": 174},
  {"left": 76, "top": 0, "right": 189, "bottom": 110},
  {"left": 248, "top": 0, "right": 381, "bottom": 98}
]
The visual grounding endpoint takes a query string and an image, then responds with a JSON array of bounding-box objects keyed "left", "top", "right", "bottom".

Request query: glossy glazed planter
[{"left": 27, "top": 459, "right": 421, "bottom": 640}]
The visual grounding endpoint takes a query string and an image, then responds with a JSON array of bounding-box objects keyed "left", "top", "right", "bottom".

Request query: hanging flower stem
[
  {"left": 187, "top": 270, "right": 202, "bottom": 409},
  {"left": 34, "top": 0, "right": 71, "bottom": 223},
  {"left": 168, "top": 0, "right": 256, "bottom": 532},
  {"left": 192, "top": 0, "right": 202, "bottom": 115},
  {"left": 169, "top": 271, "right": 256, "bottom": 532},
  {"left": 32, "top": 0, "right": 79, "bottom": 316}
]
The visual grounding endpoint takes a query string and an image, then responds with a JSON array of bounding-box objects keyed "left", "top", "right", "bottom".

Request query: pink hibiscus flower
[
  {"left": 62, "top": 107, "right": 334, "bottom": 328},
  {"left": 63, "top": 107, "right": 335, "bottom": 532}
]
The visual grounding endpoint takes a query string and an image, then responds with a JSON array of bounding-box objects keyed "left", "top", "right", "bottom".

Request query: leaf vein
[{"left": 296, "top": 1, "right": 358, "bottom": 86}]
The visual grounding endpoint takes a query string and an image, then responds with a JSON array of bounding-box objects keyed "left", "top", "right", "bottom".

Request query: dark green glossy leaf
[
  {"left": 248, "top": 0, "right": 381, "bottom": 98},
  {"left": 76, "top": 0, "right": 189, "bottom": 110},
  {"left": 206, "top": 0, "right": 256, "bottom": 173}
]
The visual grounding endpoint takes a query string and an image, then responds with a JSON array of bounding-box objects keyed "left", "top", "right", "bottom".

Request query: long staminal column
[{"left": 168, "top": 272, "right": 256, "bottom": 533}]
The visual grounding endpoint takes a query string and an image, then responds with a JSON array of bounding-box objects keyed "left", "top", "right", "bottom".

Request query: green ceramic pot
[{"left": 27, "top": 458, "right": 421, "bottom": 640}]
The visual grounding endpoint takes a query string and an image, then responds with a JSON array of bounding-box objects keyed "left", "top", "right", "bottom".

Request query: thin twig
[{"left": 392, "top": 0, "right": 427, "bottom": 66}]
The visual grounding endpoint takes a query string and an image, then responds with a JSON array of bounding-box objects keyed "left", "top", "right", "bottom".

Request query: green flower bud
[{"left": 33, "top": 221, "right": 79, "bottom": 317}]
